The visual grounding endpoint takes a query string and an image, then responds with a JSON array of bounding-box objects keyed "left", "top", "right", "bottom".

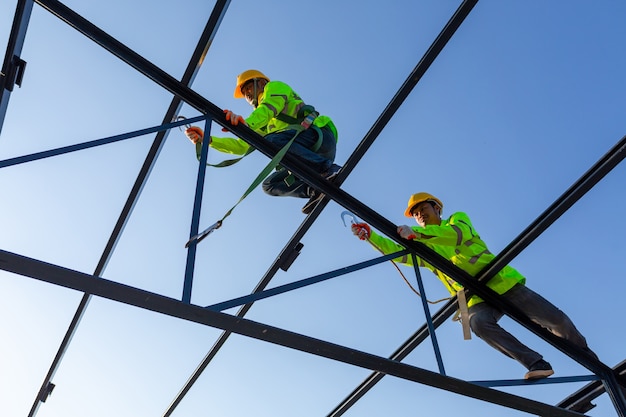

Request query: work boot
[
  {"left": 322, "top": 163, "right": 341, "bottom": 181},
  {"left": 524, "top": 359, "right": 554, "bottom": 380},
  {"left": 301, "top": 164, "right": 341, "bottom": 214}
]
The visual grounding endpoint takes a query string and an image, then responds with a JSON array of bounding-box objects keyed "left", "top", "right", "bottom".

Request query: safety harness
[{"left": 195, "top": 104, "right": 322, "bottom": 168}]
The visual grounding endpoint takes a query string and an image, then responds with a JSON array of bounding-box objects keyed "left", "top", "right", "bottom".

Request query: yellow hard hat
[
  {"left": 234, "top": 69, "right": 270, "bottom": 98},
  {"left": 404, "top": 192, "right": 444, "bottom": 217}
]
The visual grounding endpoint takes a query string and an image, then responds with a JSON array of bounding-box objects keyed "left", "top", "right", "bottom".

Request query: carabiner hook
[
  {"left": 175, "top": 115, "right": 191, "bottom": 131},
  {"left": 341, "top": 210, "right": 358, "bottom": 227},
  {"left": 184, "top": 220, "right": 222, "bottom": 248}
]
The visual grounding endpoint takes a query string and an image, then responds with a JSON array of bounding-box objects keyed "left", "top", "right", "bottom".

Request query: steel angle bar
[
  {"left": 0, "top": 248, "right": 587, "bottom": 417},
  {"left": 205, "top": 250, "right": 409, "bottom": 312},
  {"left": 471, "top": 374, "right": 600, "bottom": 388},
  {"left": 164, "top": 1, "right": 480, "bottom": 414},
  {"left": 0, "top": 115, "right": 206, "bottom": 169},
  {"left": 182, "top": 117, "right": 213, "bottom": 304},
  {"left": 181, "top": 117, "right": 213, "bottom": 298},
  {"left": 25, "top": 1, "right": 230, "bottom": 416},
  {"left": 410, "top": 254, "right": 446, "bottom": 375}
]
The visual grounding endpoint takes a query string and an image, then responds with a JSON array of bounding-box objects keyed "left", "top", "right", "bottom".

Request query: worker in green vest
[
  {"left": 185, "top": 69, "right": 340, "bottom": 214},
  {"left": 350, "top": 192, "right": 597, "bottom": 380}
]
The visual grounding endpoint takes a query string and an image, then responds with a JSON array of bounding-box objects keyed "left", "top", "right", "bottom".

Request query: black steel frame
[{"left": 1, "top": 0, "right": 625, "bottom": 416}]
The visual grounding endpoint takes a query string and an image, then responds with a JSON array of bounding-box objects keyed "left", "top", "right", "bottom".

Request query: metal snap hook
[
  {"left": 341, "top": 210, "right": 358, "bottom": 227},
  {"left": 175, "top": 115, "right": 191, "bottom": 131}
]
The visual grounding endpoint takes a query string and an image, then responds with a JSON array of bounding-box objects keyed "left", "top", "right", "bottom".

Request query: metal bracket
[
  {"left": 39, "top": 382, "right": 55, "bottom": 403},
  {"left": 2, "top": 55, "right": 27, "bottom": 91},
  {"left": 278, "top": 242, "right": 304, "bottom": 271}
]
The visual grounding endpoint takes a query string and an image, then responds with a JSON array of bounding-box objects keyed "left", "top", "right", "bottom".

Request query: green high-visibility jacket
[
  {"left": 368, "top": 212, "right": 525, "bottom": 307},
  {"left": 210, "top": 80, "right": 338, "bottom": 156}
]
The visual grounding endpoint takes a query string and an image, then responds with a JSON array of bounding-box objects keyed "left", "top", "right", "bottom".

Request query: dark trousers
[
  {"left": 468, "top": 284, "right": 590, "bottom": 369},
  {"left": 261, "top": 126, "right": 336, "bottom": 199}
]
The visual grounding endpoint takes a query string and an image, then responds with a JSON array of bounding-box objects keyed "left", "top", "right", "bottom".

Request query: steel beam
[
  {"left": 0, "top": 248, "right": 587, "bottom": 417},
  {"left": 182, "top": 117, "right": 213, "bottom": 303},
  {"left": 0, "top": 115, "right": 206, "bottom": 169},
  {"left": 205, "top": 251, "right": 408, "bottom": 312},
  {"left": 0, "top": 0, "right": 34, "bottom": 135}
]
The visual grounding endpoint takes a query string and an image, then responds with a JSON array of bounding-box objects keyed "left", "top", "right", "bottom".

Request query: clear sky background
[{"left": 1, "top": 1, "right": 625, "bottom": 416}]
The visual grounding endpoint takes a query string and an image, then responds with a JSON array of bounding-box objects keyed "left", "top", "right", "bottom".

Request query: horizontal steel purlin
[
  {"left": 0, "top": 248, "right": 584, "bottom": 417},
  {"left": 205, "top": 250, "right": 408, "bottom": 311},
  {"left": 0, "top": 115, "right": 207, "bottom": 169}
]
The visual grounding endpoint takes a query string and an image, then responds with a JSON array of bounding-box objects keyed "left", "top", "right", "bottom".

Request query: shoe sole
[{"left": 524, "top": 369, "right": 554, "bottom": 380}]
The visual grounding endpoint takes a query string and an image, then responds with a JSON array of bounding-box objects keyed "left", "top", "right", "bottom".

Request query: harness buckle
[{"left": 300, "top": 111, "right": 318, "bottom": 129}]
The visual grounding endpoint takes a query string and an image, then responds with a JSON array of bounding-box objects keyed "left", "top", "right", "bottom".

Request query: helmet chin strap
[{"left": 251, "top": 79, "right": 260, "bottom": 108}]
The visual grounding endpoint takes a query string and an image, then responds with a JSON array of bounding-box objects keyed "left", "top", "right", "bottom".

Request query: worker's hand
[
  {"left": 185, "top": 126, "right": 204, "bottom": 144},
  {"left": 351, "top": 222, "right": 371, "bottom": 241},
  {"left": 224, "top": 109, "right": 247, "bottom": 127},
  {"left": 397, "top": 225, "right": 421, "bottom": 240}
]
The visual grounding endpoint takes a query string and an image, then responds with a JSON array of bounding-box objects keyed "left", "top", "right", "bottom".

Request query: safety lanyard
[{"left": 185, "top": 126, "right": 304, "bottom": 248}]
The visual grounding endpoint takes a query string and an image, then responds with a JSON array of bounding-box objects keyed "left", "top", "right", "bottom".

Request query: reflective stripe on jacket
[
  {"left": 210, "top": 80, "right": 337, "bottom": 156},
  {"left": 368, "top": 212, "right": 525, "bottom": 307}
]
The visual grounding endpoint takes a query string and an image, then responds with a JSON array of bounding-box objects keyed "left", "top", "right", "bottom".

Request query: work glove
[
  {"left": 224, "top": 109, "right": 246, "bottom": 127},
  {"left": 397, "top": 225, "right": 421, "bottom": 240},
  {"left": 185, "top": 126, "right": 204, "bottom": 144},
  {"left": 351, "top": 222, "right": 371, "bottom": 241}
]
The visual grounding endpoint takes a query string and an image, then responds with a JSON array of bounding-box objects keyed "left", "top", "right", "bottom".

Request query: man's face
[
  {"left": 241, "top": 79, "right": 266, "bottom": 107},
  {"left": 411, "top": 201, "right": 441, "bottom": 227}
]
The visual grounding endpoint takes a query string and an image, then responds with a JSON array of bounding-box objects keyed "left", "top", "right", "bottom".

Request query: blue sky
[{"left": 1, "top": 1, "right": 625, "bottom": 416}]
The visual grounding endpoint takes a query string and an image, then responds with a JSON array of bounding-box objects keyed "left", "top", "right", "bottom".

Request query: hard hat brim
[
  {"left": 404, "top": 193, "right": 443, "bottom": 217},
  {"left": 233, "top": 70, "right": 269, "bottom": 99},
  {"left": 404, "top": 205, "right": 418, "bottom": 218}
]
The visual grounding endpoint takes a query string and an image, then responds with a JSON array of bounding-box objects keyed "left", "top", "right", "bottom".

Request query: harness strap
[
  {"left": 456, "top": 290, "right": 472, "bottom": 340},
  {"left": 187, "top": 127, "right": 303, "bottom": 247},
  {"left": 195, "top": 141, "right": 255, "bottom": 167},
  {"left": 197, "top": 105, "right": 322, "bottom": 168},
  {"left": 276, "top": 104, "right": 323, "bottom": 152},
  {"left": 275, "top": 104, "right": 316, "bottom": 125}
]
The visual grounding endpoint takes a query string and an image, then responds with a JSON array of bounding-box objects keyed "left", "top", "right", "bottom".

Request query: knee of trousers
[{"left": 468, "top": 313, "right": 498, "bottom": 339}]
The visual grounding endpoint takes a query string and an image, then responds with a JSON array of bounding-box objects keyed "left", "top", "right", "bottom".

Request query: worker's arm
[
  {"left": 207, "top": 135, "right": 250, "bottom": 155},
  {"left": 406, "top": 212, "right": 475, "bottom": 247},
  {"left": 186, "top": 126, "right": 251, "bottom": 157},
  {"left": 352, "top": 223, "right": 421, "bottom": 267}
]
